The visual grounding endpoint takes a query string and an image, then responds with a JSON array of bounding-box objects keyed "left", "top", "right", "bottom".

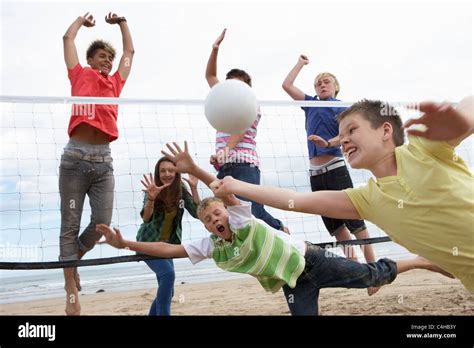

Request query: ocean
[{"left": 0, "top": 239, "right": 413, "bottom": 305}]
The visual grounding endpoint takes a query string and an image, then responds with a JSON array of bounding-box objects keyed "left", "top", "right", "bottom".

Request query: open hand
[
  {"left": 403, "top": 101, "right": 470, "bottom": 141},
  {"left": 141, "top": 173, "right": 171, "bottom": 200},
  {"left": 96, "top": 224, "right": 126, "bottom": 249},
  {"left": 161, "top": 141, "right": 196, "bottom": 174},
  {"left": 182, "top": 174, "right": 198, "bottom": 189}
]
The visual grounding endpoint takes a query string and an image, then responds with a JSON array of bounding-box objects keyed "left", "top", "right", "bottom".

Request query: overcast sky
[{"left": 1, "top": 0, "right": 472, "bottom": 103}]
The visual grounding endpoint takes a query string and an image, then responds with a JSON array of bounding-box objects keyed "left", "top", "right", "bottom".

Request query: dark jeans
[
  {"left": 218, "top": 163, "right": 283, "bottom": 230},
  {"left": 59, "top": 140, "right": 114, "bottom": 260},
  {"left": 282, "top": 243, "right": 397, "bottom": 315},
  {"left": 145, "top": 258, "right": 175, "bottom": 316},
  {"left": 310, "top": 165, "right": 366, "bottom": 236}
]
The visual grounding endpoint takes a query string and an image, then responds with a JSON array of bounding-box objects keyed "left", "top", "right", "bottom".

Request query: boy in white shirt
[{"left": 96, "top": 142, "right": 450, "bottom": 315}]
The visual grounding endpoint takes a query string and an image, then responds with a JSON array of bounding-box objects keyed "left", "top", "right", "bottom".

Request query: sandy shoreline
[{"left": 1, "top": 270, "right": 472, "bottom": 315}]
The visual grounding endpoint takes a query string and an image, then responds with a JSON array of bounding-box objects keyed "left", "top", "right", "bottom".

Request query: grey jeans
[{"left": 58, "top": 140, "right": 114, "bottom": 261}]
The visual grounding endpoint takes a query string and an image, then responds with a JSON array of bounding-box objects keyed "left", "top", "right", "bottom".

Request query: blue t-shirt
[{"left": 302, "top": 95, "right": 346, "bottom": 159}]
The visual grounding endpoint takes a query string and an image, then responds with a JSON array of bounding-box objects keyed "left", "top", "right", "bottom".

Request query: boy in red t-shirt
[{"left": 60, "top": 12, "right": 134, "bottom": 315}]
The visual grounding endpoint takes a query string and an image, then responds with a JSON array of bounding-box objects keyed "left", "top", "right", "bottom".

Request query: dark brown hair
[
  {"left": 153, "top": 157, "right": 187, "bottom": 213},
  {"left": 337, "top": 99, "right": 405, "bottom": 146},
  {"left": 226, "top": 69, "right": 252, "bottom": 87},
  {"left": 86, "top": 39, "right": 116, "bottom": 61}
]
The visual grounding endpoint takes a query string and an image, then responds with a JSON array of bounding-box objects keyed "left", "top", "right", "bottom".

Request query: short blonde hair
[
  {"left": 314, "top": 72, "right": 340, "bottom": 97},
  {"left": 197, "top": 197, "right": 224, "bottom": 221}
]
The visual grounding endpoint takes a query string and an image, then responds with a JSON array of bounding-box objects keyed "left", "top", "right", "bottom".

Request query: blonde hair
[
  {"left": 197, "top": 197, "right": 224, "bottom": 221},
  {"left": 314, "top": 72, "right": 340, "bottom": 97}
]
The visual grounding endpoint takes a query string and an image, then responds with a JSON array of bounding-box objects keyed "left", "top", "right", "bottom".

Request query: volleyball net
[{"left": 1, "top": 96, "right": 471, "bottom": 270}]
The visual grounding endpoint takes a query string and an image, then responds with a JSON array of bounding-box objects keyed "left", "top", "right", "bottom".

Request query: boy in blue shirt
[{"left": 283, "top": 55, "right": 378, "bottom": 295}]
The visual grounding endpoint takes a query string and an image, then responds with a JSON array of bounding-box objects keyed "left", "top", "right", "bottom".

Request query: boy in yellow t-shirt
[{"left": 211, "top": 96, "right": 474, "bottom": 292}]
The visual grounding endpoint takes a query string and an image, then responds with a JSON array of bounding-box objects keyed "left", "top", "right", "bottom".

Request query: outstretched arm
[
  {"left": 105, "top": 12, "right": 135, "bottom": 81},
  {"left": 403, "top": 96, "right": 474, "bottom": 147},
  {"left": 282, "top": 55, "right": 309, "bottom": 101},
  {"left": 63, "top": 13, "right": 96, "bottom": 69},
  {"left": 211, "top": 176, "right": 360, "bottom": 219},
  {"left": 205, "top": 29, "right": 226, "bottom": 88},
  {"left": 96, "top": 224, "right": 188, "bottom": 258},
  {"left": 308, "top": 134, "right": 341, "bottom": 148},
  {"left": 161, "top": 141, "right": 240, "bottom": 207}
]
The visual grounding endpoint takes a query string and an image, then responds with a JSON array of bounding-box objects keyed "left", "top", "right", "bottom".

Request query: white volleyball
[{"left": 204, "top": 79, "right": 258, "bottom": 134}]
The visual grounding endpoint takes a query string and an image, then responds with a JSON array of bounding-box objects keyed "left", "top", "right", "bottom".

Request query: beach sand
[{"left": 1, "top": 270, "right": 472, "bottom": 315}]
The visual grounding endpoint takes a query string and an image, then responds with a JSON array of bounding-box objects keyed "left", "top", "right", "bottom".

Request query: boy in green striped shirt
[{"left": 96, "top": 142, "right": 451, "bottom": 315}]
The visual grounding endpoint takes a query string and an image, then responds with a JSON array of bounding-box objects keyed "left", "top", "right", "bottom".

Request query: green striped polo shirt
[{"left": 210, "top": 212, "right": 305, "bottom": 293}]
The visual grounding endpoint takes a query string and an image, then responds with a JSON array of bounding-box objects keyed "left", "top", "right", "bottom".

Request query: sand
[{"left": 1, "top": 270, "right": 473, "bottom": 315}]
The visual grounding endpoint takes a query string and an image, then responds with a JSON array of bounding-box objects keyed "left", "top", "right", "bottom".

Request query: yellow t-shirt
[
  {"left": 159, "top": 209, "right": 178, "bottom": 242},
  {"left": 344, "top": 136, "right": 474, "bottom": 292}
]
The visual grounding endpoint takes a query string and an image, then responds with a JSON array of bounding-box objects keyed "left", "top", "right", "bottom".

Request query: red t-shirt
[{"left": 67, "top": 64, "right": 126, "bottom": 142}]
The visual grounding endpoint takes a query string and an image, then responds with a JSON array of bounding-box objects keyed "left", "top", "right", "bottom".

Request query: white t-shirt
[{"left": 183, "top": 202, "right": 306, "bottom": 265}]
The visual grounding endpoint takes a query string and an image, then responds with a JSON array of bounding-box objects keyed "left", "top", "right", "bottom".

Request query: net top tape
[{"left": 0, "top": 95, "right": 425, "bottom": 107}]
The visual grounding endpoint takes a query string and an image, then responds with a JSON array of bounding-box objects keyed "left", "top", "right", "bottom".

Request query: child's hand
[
  {"left": 182, "top": 174, "right": 199, "bottom": 189},
  {"left": 213, "top": 28, "right": 227, "bottom": 49},
  {"left": 96, "top": 224, "right": 126, "bottom": 249},
  {"left": 403, "top": 101, "right": 470, "bottom": 141},
  {"left": 81, "top": 12, "right": 96, "bottom": 27},
  {"left": 299, "top": 54, "right": 309, "bottom": 65},
  {"left": 105, "top": 12, "right": 124, "bottom": 25},
  {"left": 308, "top": 134, "right": 329, "bottom": 147},
  {"left": 210, "top": 176, "right": 236, "bottom": 197},
  {"left": 140, "top": 173, "right": 171, "bottom": 201},
  {"left": 162, "top": 141, "right": 196, "bottom": 174}
]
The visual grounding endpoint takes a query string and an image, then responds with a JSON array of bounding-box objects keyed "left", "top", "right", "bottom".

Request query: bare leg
[
  {"left": 354, "top": 229, "right": 380, "bottom": 296},
  {"left": 64, "top": 267, "right": 81, "bottom": 315},
  {"left": 397, "top": 256, "right": 455, "bottom": 278},
  {"left": 74, "top": 250, "right": 87, "bottom": 292},
  {"left": 335, "top": 227, "right": 358, "bottom": 262}
]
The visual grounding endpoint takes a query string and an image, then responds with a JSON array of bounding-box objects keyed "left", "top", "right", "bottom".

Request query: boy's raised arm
[
  {"left": 105, "top": 12, "right": 135, "bottom": 81},
  {"left": 282, "top": 55, "right": 309, "bottom": 101},
  {"left": 205, "top": 29, "right": 226, "bottom": 88},
  {"left": 403, "top": 96, "right": 474, "bottom": 146},
  {"left": 63, "top": 13, "right": 95, "bottom": 69},
  {"left": 212, "top": 176, "right": 361, "bottom": 220}
]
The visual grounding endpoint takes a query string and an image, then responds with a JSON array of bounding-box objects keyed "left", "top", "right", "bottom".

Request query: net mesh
[{"left": 1, "top": 97, "right": 471, "bottom": 266}]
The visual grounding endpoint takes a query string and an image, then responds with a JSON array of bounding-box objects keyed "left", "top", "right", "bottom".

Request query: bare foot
[
  {"left": 416, "top": 256, "right": 455, "bottom": 279},
  {"left": 65, "top": 285, "right": 81, "bottom": 315},
  {"left": 367, "top": 286, "right": 381, "bottom": 296},
  {"left": 281, "top": 226, "right": 290, "bottom": 235},
  {"left": 74, "top": 268, "right": 82, "bottom": 292}
]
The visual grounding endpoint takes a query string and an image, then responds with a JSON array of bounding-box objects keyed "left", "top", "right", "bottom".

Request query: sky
[
  {"left": 0, "top": 0, "right": 472, "bottom": 102},
  {"left": 0, "top": 0, "right": 472, "bottom": 268}
]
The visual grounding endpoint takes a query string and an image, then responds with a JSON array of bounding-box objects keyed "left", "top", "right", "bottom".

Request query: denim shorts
[{"left": 310, "top": 164, "right": 366, "bottom": 236}]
